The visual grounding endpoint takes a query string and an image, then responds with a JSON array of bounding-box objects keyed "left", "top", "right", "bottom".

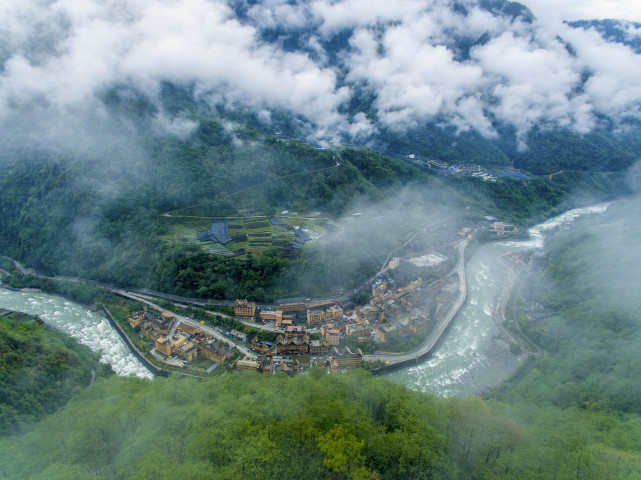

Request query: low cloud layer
[{"left": 1, "top": 0, "right": 641, "bottom": 142}]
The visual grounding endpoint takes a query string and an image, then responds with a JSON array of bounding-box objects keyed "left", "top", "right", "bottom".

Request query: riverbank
[{"left": 366, "top": 239, "right": 468, "bottom": 374}]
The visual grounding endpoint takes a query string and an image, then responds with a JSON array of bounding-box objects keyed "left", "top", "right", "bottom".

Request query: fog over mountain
[{"left": 2, "top": 0, "right": 641, "bottom": 146}]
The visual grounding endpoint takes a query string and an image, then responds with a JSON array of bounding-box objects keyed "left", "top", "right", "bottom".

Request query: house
[
  {"left": 330, "top": 347, "right": 363, "bottom": 372},
  {"left": 355, "top": 305, "right": 379, "bottom": 323},
  {"left": 260, "top": 309, "right": 283, "bottom": 324},
  {"left": 234, "top": 299, "right": 256, "bottom": 318},
  {"left": 176, "top": 341, "right": 198, "bottom": 361},
  {"left": 154, "top": 337, "right": 172, "bottom": 356},
  {"left": 201, "top": 342, "right": 228, "bottom": 363},
  {"left": 237, "top": 359, "right": 260, "bottom": 371},
  {"left": 325, "top": 305, "right": 343, "bottom": 320},
  {"left": 306, "top": 309, "right": 325, "bottom": 327},
  {"left": 327, "top": 329, "right": 341, "bottom": 346}
]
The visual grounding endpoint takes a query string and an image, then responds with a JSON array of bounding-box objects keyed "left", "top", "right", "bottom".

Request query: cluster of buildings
[
  {"left": 127, "top": 310, "right": 232, "bottom": 368},
  {"left": 484, "top": 216, "right": 519, "bottom": 237},
  {"left": 241, "top": 324, "right": 363, "bottom": 375},
  {"left": 232, "top": 272, "right": 459, "bottom": 375}
]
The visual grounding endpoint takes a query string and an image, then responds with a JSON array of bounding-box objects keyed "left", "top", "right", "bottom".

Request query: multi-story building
[
  {"left": 176, "top": 323, "right": 199, "bottom": 335},
  {"left": 325, "top": 305, "right": 343, "bottom": 321},
  {"left": 274, "top": 297, "right": 308, "bottom": 312},
  {"left": 355, "top": 305, "right": 379, "bottom": 323},
  {"left": 154, "top": 337, "right": 172, "bottom": 356},
  {"left": 306, "top": 309, "right": 325, "bottom": 327},
  {"left": 237, "top": 359, "right": 260, "bottom": 371},
  {"left": 309, "top": 339, "right": 329, "bottom": 355},
  {"left": 330, "top": 347, "right": 363, "bottom": 372},
  {"left": 285, "top": 325, "right": 306, "bottom": 339},
  {"left": 128, "top": 311, "right": 143, "bottom": 329},
  {"left": 346, "top": 323, "right": 369, "bottom": 337},
  {"left": 376, "top": 324, "right": 400, "bottom": 343},
  {"left": 327, "top": 329, "right": 341, "bottom": 346},
  {"left": 176, "top": 341, "right": 198, "bottom": 361},
  {"left": 234, "top": 299, "right": 256, "bottom": 318},
  {"left": 274, "top": 335, "right": 309, "bottom": 355},
  {"left": 200, "top": 343, "right": 228, "bottom": 363},
  {"left": 260, "top": 309, "right": 283, "bottom": 325}
]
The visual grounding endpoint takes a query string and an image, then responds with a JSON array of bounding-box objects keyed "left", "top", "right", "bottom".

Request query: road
[{"left": 364, "top": 239, "right": 468, "bottom": 365}]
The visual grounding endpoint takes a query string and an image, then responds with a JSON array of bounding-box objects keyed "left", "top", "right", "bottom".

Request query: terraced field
[{"left": 161, "top": 214, "right": 330, "bottom": 257}]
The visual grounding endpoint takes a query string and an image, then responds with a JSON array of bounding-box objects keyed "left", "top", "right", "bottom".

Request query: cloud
[
  {"left": 521, "top": 0, "right": 641, "bottom": 23},
  {"left": 0, "top": 0, "right": 348, "bottom": 134},
  {"left": 1, "top": 0, "right": 641, "bottom": 144}
]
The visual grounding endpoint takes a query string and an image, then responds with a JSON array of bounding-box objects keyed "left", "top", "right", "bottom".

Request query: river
[
  {"left": 385, "top": 203, "right": 610, "bottom": 397},
  {"left": 0, "top": 288, "right": 152, "bottom": 379}
]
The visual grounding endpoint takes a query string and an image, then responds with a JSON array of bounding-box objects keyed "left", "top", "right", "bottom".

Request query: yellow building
[
  {"left": 327, "top": 329, "right": 341, "bottom": 346},
  {"left": 234, "top": 299, "right": 256, "bottom": 318},
  {"left": 155, "top": 337, "right": 172, "bottom": 356},
  {"left": 307, "top": 309, "right": 325, "bottom": 327},
  {"left": 355, "top": 305, "right": 379, "bottom": 323},
  {"left": 176, "top": 341, "right": 198, "bottom": 361},
  {"left": 260, "top": 309, "right": 283, "bottom": 324},
  {"left": 237, "top": 359, "right": 260, "bottom": 371},
  {"left": 201, "top": 343, "right": 228, "bottom": 363},
  {"left": 177, "top": 323, "right": 200, "bottom": 335},
  {"left": 346, "top": 323, "right": 369, "bottom": 337},
  {"left": 330, "top": 347, "right": 363, "bottom": 372},
  {"left": 325, "top": 305, "right": 343, "bottom": 321},
  {"left": 128, "top": 313, "right": 142, "bottom": 329},
  {"left": 285, "top": 325, "right": 306, "bottom": 339}
]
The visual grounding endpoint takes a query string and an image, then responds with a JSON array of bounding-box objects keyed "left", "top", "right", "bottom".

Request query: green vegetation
[
  {"left": 1, "top": 368, "right": 640, "bottom": 479},
  {"left": 502, "top": 199, "right": 641, "bottom": 413},
  {"left": 0, "top": 312, "right": 109, "bottom": 435}
]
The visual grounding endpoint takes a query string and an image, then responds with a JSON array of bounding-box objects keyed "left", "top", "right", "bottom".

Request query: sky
[{"left": 1, "top": 0, "right": 641, "bottom": 145}]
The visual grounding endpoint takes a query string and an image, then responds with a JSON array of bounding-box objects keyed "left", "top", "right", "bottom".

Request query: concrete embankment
[
  {"left": 367, "top": 239, "right": 468, "bottom": 375},
  {"left": 101, "top": 305, "right": 170, "bottom": 378}
]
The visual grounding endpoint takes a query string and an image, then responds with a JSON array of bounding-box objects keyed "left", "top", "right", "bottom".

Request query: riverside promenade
[{"left": 366, "top": 239, "right": 468, "bottom": 375}]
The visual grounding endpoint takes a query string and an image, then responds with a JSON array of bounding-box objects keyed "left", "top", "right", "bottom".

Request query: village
[
  {"left": 123, "top": 215, "right": 516, "bottom": 376},
  {"left": 125, "top": 253, "right": 462, "bottom": 376}
]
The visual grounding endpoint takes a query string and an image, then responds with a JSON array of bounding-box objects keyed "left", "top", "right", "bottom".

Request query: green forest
[{"left": 0, "top": 312, "right": 108, "bottom": 435}]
